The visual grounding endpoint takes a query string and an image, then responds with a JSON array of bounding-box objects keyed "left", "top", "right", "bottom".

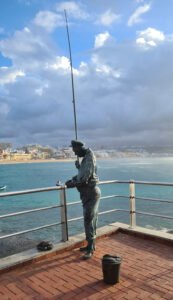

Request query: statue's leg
[{"left": 82, "top": 187, "right": 101, "bottom": 259}]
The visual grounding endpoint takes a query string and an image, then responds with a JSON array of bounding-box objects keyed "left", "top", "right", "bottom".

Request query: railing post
[
  {"left": 129, "top": 180, "right": 136, "bottom": 228},
  {"left": 60, "top": 187, "right": 69, "bottom": 242}
]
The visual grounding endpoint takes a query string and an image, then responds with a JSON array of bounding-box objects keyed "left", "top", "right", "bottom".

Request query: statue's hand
[
  {"left": 75, "top": 160, "right": 80, "bottom": 169},
  {"left": 65, "top": 180, "right": 76, "bottom": 188}
]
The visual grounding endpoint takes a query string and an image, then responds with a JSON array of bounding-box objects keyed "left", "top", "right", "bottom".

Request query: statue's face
[{"left": 72, "top": 147, "right": 84, "bottom": 157}]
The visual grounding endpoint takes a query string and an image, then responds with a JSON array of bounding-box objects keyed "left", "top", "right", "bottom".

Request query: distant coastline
[
  {"left": 1, "top": 155, "right": 173, "bottom": 165},
  {"left": 1, "top": 143, "right": 173, "bottom": 164},
  {"left": 0, "top": 158, "right": 75, "bottom": 165},
  {"left": 0, "top": 157, "right": 116, "bottom": 165}
]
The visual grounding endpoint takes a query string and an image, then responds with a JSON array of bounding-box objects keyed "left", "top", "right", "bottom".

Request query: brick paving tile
[
  {"left": 163, "top": 293, "right": 173, "bottom": 300},
  {"left": 149, "top": 295, "right": 166, "bottom": 300},
  {"left": 0, "top": 232, "right": 173, "bottom": 299},
  {"left": 110, "top": 291, "right": 130, "bottom": 300},
  {"left": 16, "top": 281, "right": 39, "bottom": 298}
]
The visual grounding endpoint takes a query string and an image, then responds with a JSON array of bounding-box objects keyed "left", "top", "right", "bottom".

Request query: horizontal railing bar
[
  {"left": 99, "top": 179, "right": 173, "bottom": 187},
  {"left": 136, "top": 197, "right": 173, "bottom": 204},
  {"left": 98, "top": 209, "right": 129, "bottom": 215},
  {"left": 99, "top": 195, "right": 117, "bottom": 200},
  {"left": 0, "top": 180, "right": 173, "bottom": 198},
  {"left": 134, "top": 180, "right": 173, "bottom": 187},
  {"left": 100, "top": 179, "right": 173, "bottom": 187},
  {"left": 136, "top": 211, "right": 173, "bottom": 220},
  {"left": 68, "top": 216, "right": 83, "bottom": 222},
  {"left": 67, "top": 195, "right": 128, "bottom": 205},
  {"left": 67, "top": 201, "right": 81, "bottom": 206},
  {"left": 1, "top": 179, "right": 173, "bottom": 199},
  {"left": 99, "top": 180, "right": 129, "bottom": 185},
  {"left": 0, "top": 222, "right": 62, "bottom": 240},
  {"left": 62, "top": 208, "right": 129, "bottom": 223},
  {"left": 99, "top": 180, "right": 173, "bottom": 186},
  {"left": 0, "top": 204, "right": 61, "bottom": 219},
  {"left": 0, "top": 186, "right": 64, "bottom": 198},
  {"left": 101, "top": 195, "right": 128, "bottom": 200}
]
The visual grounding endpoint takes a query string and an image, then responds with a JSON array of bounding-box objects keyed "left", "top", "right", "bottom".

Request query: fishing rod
[{"left": 64, "top": 10, "right": 78, "bottom": 141}]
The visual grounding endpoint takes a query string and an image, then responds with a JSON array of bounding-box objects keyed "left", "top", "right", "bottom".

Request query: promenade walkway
[{"left": 0, "top": 230, "right": 173, "bottom": 299}]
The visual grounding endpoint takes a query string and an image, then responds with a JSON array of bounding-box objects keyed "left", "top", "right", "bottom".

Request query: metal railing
[
  {"left": 130, "top": 180, "right": 173, "bottom": 225},
  {"left": 0, "top": 180, "right": 173, "bottom": 243}
]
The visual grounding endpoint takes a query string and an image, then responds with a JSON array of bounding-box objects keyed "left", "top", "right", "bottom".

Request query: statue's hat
[{"left": 71, "top": 140, "right": 85, "bottom": 148}]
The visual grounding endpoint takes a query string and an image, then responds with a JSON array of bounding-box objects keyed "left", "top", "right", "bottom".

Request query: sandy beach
[{"left": 0, "top": 158, "right": 75, "bottom": 165}]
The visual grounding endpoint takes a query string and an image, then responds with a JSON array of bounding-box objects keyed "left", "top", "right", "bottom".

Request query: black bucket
[{"left": 102, "top": 254, "right": 122, "bottom": 284}]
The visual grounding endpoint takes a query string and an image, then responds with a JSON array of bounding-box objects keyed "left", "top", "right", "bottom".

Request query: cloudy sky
[{"left": 0, "top": 0, "right": 173, "bottom": 148}]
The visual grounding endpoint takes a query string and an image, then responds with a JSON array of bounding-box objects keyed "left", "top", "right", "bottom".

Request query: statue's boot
[
  {"left": 80, "top": 245, "right": 89, "bottom": 252},
  {"left": 80, "top": 241, "right": 96, "bottom": 252},
  {"left": 82, "top": 240, "right": 95, "bottom": 260}
]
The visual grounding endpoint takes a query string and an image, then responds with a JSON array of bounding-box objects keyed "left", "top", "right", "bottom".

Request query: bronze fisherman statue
[{"left": 65, "top": 140, "right": 101, "bottom": 260}]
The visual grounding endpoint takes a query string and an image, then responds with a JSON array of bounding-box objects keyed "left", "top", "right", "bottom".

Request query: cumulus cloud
[
  {"left": 56, "top": 1, "right": 89, "bottom": 20},
  {"left": 33, "top": 11, "right": 64, "bottom": 32},
  {"left": 95, "top": 9, "right": 121, "bottom": 26},
  {"left": 128, "top": 3, "right": 151, "bottom": 26},
  {"left": 136, "top": 27, "right": 165, "bottom": 48},
  {"left": 46, "top": 56, "right": 70, "bottom": 71},
  {"left": 1, "top": 4, "right": 173, "bottom": 148},
  {"left": 0, "top": 67, "right": 25, "bottom": 84},
  {"left": 0, "top": 27, "right": 56, "bottom": 70},
  {"left": 94, "top": 32, "right": 112, "bottom": 48}
]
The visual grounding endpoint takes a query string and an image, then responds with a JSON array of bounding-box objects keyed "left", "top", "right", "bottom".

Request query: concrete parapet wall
[{"left": 0, "top": 222, "right": 173, "bottom": 274}]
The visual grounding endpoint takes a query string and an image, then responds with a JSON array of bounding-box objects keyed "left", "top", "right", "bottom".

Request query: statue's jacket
[{"left": 73, "top": 148, "right": 100, "bottom": 202}]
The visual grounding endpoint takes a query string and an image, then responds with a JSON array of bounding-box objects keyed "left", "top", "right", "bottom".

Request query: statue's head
[{"left": 71, "top": 140, "right": 86, "bottom": 157}]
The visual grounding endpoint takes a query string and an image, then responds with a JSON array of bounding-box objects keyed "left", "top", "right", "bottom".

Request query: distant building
[
  {"left": 62, "top": 147, "right": 75, "bottom": 158},
  {"left": 2, "top": 152, "right": 33, "bottom": 161}
]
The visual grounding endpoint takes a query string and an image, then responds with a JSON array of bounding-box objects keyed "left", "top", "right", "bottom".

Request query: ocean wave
[
  {"left": 145, "top": 224, "right": 173, "bottom": 234},
  {"left": 124, "top": 162, "right": 153, "bottom": 165}
]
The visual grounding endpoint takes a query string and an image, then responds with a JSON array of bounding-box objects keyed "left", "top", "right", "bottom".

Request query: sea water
[{"left": 0, "top": 157, "right": 173, "bottom": 249}]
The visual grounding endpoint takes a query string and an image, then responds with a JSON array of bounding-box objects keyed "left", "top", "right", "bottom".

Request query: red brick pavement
[{"left": 0, "top": 232, "right": 173, "bottom": 299}]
